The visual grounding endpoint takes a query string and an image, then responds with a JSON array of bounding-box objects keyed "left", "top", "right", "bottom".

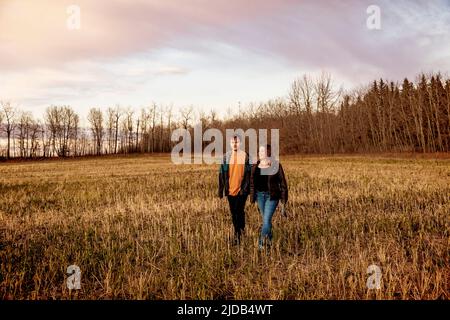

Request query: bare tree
[
  {"left": 87, "top": 108, "right": 104, "bottom": 155},
  {"left": 149, "top": 103, "right": 157, "bottom": 153},
  {"left": 314, "top": 72, "right": 342, "bottom": 152},
  {"left": 315, "top": 72, "right": 341, "bottom": 112},
  {"left": 45, "top": 105, "right": 79, "bottom": 157},
  {"left": 159, "top": 104, "right": 164, "bottom": 152},
  {"left": 139, "top": 107, "right": 149, "bottom": 152},
  {"left": 121, "top": 108, "right": 134, "bottom": 153},
  {"left": 135, "top": 116, "right": 140, "bottom": 152},
  {"left": 289, "top": 74, "right": 314, "bottom": 115},
  {"left": 1, "top": 101, "right": 17, "bottom": 159},
  {"left": 166, "top": 104, "right": 173, "bottom": 152},
  {"left": 106, "top": 107, "right": 117, "bottom": 154},
  {"left": 29, "top": 119, "right": 41, "bottom": 157},
  {"left": 180, "top": 106, "right": 193, "bottom": 130},
  {"left": 17, "top": 111, "right": 35, "bottom": 158},
  {"left": 114, "top": 106, "right": 121, "bottom": 154}
]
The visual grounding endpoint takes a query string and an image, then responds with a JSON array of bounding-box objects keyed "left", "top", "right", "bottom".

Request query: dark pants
[{"left": 227, "top": 194, "right": 248, "bottom": 241}]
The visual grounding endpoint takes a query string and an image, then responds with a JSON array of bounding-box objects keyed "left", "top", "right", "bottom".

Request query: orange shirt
[{"left": 228, "top": 150, "right": 246, "bottom": 196}]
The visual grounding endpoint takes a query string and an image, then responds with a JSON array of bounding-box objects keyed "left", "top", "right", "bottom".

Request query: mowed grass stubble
[{"left": 0, "top": 155, "right": 449, "bottom": 299}]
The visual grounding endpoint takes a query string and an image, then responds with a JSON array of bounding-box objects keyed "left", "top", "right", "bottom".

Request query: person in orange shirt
[{"left": 218, "top": 135, "right": 251, "bottom": 245}]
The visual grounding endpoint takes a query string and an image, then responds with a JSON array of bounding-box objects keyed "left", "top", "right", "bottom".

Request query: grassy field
[{"left": 0, "top": 154, "right": 449, "bottom": 300}]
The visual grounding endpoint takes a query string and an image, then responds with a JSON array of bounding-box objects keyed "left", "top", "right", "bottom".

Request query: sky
[{"left": 0, "top": 0, "right": 450, "bottom": 120}]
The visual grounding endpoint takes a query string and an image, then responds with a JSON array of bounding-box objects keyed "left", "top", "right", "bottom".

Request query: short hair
[{"left": 231, "top": 134, "right": 241, "bottom": 142}]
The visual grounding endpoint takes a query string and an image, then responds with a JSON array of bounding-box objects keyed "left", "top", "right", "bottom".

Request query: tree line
[
  {"left": 1, "top": 72, "right": 449, "bottom": 159},
  {"left": 230, "top": 72, "right": 450, "bottom": 153}
]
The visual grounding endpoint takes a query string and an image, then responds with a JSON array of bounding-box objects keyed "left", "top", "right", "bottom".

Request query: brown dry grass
[{"left": 0, "top": 154, "right": 449, "bottom": 299}]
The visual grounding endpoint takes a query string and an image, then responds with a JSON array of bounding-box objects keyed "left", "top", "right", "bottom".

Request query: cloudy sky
[{"left": 1, "top": 0, "right": 449, "bottom": 119}]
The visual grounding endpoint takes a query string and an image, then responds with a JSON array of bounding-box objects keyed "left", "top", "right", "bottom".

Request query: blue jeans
[{"left": 256, "top": 191, "right": 279, "bottom": 248}]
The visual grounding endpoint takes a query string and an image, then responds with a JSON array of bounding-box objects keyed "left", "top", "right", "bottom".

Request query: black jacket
[
  {"left": 218, "top": 151, "right": 251, "bottom": 198},
  {"left": 250, "top": 160, "right": 288, "bottom": 204}
]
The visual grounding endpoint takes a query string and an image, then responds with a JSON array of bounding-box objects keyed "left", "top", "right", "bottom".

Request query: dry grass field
[{"left": 0, "top": 154, "right": 449, "bottom": 299}]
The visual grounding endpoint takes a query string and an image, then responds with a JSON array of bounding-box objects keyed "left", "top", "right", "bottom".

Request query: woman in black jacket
[{"left": 250, "top": 144, "right": 288, "bottom": 250}]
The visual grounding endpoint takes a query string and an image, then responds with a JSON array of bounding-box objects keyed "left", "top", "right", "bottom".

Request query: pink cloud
[
  {"left": 0, "top": 0, "right": 298, "bottom": 70},
  {"left": 1, "top": 0, "right": 449, "bottom": 112},
  {"left": 1, "top": 0, "right": 449, "bottom": 82}
]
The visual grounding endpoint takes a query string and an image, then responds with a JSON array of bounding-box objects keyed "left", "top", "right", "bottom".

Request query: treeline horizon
[{"left": 1, "top": 71, "right": 449, "bottom": 159}]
